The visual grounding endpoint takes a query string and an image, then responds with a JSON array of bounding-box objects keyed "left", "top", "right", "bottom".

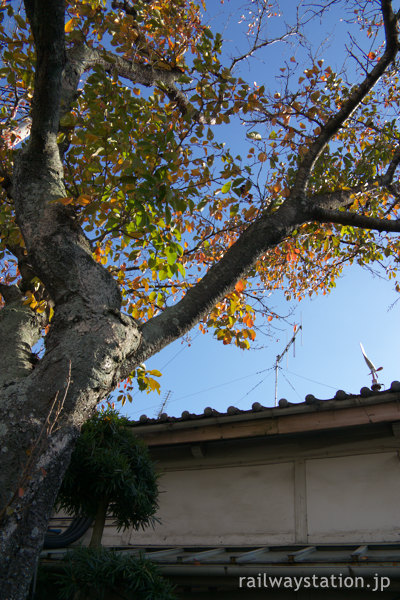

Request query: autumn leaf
[
  {"left": 235, "top": 280, "right": 245, "bottom": 293},
  {"left": 77, "top": 195, "right": 92, "bottom": 206},
  {"left": 56, "top": 197, "right": 74, "bottom": 206},
  {"left": 64, "top": 18, "right": 76, "bottom": 33},
  {"left": 243, "top": 312, "right": 254, "bottom": 327}
]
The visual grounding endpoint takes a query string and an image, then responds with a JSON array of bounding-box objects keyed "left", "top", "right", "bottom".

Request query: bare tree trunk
[{"left": 89, "top": 498, "right": 109, "bottom": 549}]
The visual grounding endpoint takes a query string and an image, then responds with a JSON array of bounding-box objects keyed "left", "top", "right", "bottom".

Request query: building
[{"left": 43, "top": 382, "right": 400, "bottom": 598}]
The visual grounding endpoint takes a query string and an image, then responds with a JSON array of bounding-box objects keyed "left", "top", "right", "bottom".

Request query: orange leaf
[
  {"left": 18, "top": 487, "right": 24, "bottom": 498},
  {"left": 65, "top": 18, "right": 75, "bottom": 33},
  {"left": 77, "top": 195, "right": 91, "bottom": 206},
  {"left": 243, "top": 313, "right": 254, "bottom": 327},
  {"left": 58, "top": 196, "right": 74, "bottom": 205},
  {"left": 267, "top": 315, "right": 273, "bottom": 322},
  {"left": 235, "top": 280, "right": 245, "bottom": 293}
]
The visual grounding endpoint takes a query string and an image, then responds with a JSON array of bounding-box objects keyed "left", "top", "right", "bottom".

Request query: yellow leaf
[
  {"left": 148, "top": 369, "right": 162, "bottom": 377},
  {"left": 147, "top": 378, "right": 161, "bottom": 394},
  {"left": 36, "top": 301, "right": 47, "bottom": 314}
]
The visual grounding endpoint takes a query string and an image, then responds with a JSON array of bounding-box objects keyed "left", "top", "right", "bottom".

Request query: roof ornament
[{"left": 360, "top": 342, "right": 383, "bottom": 391}]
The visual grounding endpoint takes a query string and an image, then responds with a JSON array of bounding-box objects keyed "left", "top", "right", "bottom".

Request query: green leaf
[{"left": 166, "top": 247, "right": 177, "bottom": 265}]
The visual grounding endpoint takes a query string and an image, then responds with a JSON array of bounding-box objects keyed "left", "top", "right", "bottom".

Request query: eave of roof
[
  {"left": 40, "top": 543, "right": 400, "bottom": 576},
  {"left": 127, "top": 382, "right": 400, "bottom": 446}
]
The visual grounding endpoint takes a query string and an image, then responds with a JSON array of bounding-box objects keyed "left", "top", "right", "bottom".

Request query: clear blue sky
[{"left": 118, "top": 0, "right": 400, "bottom": 421}]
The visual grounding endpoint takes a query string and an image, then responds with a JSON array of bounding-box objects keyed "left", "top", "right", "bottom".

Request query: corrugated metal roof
[{"left": 41, "top": 543, "right": 400, "bottom": 569}]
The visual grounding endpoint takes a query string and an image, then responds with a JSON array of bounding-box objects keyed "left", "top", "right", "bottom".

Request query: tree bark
[{"left": 0, "top": 286, "right": 43, "bottom": 387}]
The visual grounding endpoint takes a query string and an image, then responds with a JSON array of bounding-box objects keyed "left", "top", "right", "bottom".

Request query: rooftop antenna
[
  {"left": 274, "top": 325, "right": 302, "bottom": 406},
  {"left": 360, "top": 342, "right": 383, "bottom": 391},
  {"left": 157, "top": 390, "right": 172, "bottom": 418}
]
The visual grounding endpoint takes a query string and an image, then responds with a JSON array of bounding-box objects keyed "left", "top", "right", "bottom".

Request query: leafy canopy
[{"left": 1, "top": 0, "right": 400, "bottom": 400}]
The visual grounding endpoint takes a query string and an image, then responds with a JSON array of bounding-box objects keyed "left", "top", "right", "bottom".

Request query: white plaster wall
[
  {"left": 120, "top": 462, "right": 295, "bottom": 546},
  {"left": 306, "top": 451, "right": 400, "bottom": 542},
  {"left": 100, "top": 448, "right": 400, "bottom": 547}
]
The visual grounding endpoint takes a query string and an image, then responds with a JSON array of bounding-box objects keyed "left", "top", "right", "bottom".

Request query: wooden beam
[{"left": 137, "top": 401, "right": 400, "bottom": 446}]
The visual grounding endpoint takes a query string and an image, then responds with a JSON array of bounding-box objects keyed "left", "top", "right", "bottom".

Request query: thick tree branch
[
  {"left": 310, "top": 206, "right": 400, "bottom": 233},
  {"left": 67, "top": 43, "right": 223, "bottom": 124},
  {"left": 81, "top": 45, "right": 207, "bottom": 122},
  {"left": 382, "top": 145, "right": 400, "bottom": 186},
  {"left": 75, "top": 44, "right": 184, "bottom": 89},
  {"left": 122, "top": 198, "right": 303, "bottom": 372},
  {"left": 24, "top": 0, "right": 65, "bottom": 156},
  {"left": 0, "top": 284, "right": 44, "bottom": 387},
  {"left": 127, "top": 135, "right": 400, "bottom": 371},
  {"left": 12, "top": 5, "right": 120, "bottom": 309}
]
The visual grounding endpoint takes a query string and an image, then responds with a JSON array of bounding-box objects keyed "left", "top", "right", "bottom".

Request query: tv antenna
[
  {"left": 274, "top": 325, "right": 302, "bottom": 406},
  {"left": 157, "top": 390, "right": 172, "bottom": 418}
]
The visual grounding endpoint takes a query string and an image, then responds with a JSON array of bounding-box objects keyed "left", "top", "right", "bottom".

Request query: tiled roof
[{"left": 129, "top": 380, "right": 400, "bottom": 427}]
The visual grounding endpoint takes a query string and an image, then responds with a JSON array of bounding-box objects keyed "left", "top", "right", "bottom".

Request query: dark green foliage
[
  {"left": 36, "top": 548, "right": 176, "bottom": 600},
  {"left": 56, "top": 409, "right": 159, "bottom": 531},
  {"left": 33, "top": 565, "right": 61, "bottom": 600}
]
